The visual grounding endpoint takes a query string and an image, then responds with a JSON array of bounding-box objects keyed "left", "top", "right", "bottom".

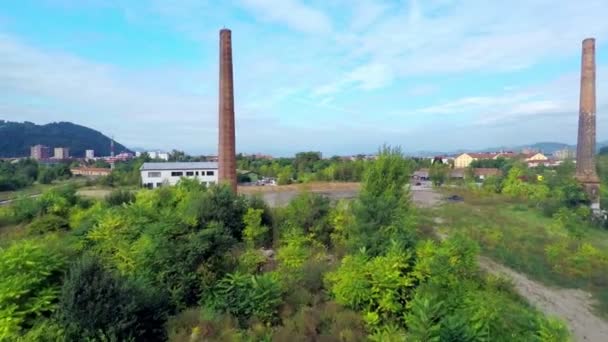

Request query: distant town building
[
  {"left": 553, "top": 148, "right": 576, "bottom": 160},
  {"left": 521, "top": 153, "right": 548, "bottom": 162},
  {"left": 53, "top": 147, "right": 70, "bottom": 160},
  {"left": 140, "top": 162, "right": 218, "bottom": 189},
  {"left": 527, "top": 159, "right": 562, "bottom": 168},
  {"left": 105, "top": 152, "right": 134, "bottom": 163},
  {"left": 70, "top": 167, "right": 111, "bottom": 177},
  {"left": 454, "top": 152, "right": 506, "bottom": 168},
  {"left": 30, "top": 145, "right": 51, "bottom": 160},
  {"left": 85, "top": 149, "right": 95, "bottom": 160},
  {"left": 148, "top": 151, "right": 170, "bottom": 161},
  {"left": 135, "top": 151, "right": 170, "bottom": 160},
  {"left": 473, "top": 168, "right": 501, "bottom": 180},
  {"left": 454, "top": 151, "right": 547, "bottom": 168}
]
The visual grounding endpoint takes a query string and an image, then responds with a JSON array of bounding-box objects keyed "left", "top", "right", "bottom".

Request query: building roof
[
  {"left": 140, "top": 162, "right": 218, "bottom": 171},
  {"left": 473, "top": 168, "right": 501, "bottom": 177}
]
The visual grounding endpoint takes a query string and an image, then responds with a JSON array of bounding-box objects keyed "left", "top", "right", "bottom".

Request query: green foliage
[
  {"left": 210, "top": 272, "right": 282, "bottom": 325},
  {"left": 502, "top": 165, "right": 550, "bottom": 202},
  {"left": 243, "top": 208, "right": 269, "bottom": 248},
  {"left": 282, "top": 192, "right": 333, "bottom": 246},
  {"left": 537, "top": 317, "right": 571, "bottom": 342},
  {"left": 471, "top": 157, "right": 509, "bottom": 169},
  {"left": 236, "top": 152, "right": 367, "bottom": 183},
  {"left": 349, "top": 146, "right": 417, "bottom": 255},
  {"left": 404, "top": 294, "right": 443, "bottom": 342},
  {"left": 0, "top": 159, "right": 39, "bottom": 191},
  {"left": 58, "top": 256, "right": 169, "bottom": 341},
  {"left": 0, "top": 238, "right": 66, "bottom": 340},
  {"left": 105, "top": 188, "right": 135, "bottom": 206},
  {"left": 429, "top": 162, "right": 449, "bottom": 186},
  {"left": 273, "top": 302, "right": 367, "bottom": 341},
  {"left": 27, "top": 214, "right": 69, "bottom": 235},
  {"left": 326, "top": 242, "right": 415, "bottom": 324},
  {"left": 275, "top": 230, "right": 313, "bottom": 284}
]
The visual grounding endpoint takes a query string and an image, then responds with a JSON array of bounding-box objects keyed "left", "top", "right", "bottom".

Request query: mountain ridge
[{"left": 0, "top": 120, "right": 131, "bottom": 158}]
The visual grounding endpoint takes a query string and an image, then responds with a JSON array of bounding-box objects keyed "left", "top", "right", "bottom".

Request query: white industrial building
[
  {"left": 136, "top": 151, "right": 170, "bottom": 161},
  {"left": 140, "top": 162, "right": 218, "bottom": 188}
]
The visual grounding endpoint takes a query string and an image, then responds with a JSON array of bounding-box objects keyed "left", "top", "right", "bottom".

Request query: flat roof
[{"left": 140, "top": 162, "right": 218, "bottom": 171}]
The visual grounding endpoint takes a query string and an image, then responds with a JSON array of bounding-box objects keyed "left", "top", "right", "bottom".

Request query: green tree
[
  {"left": 0, "top": 239, "right": 66, "bottom": 340},
  {"left": 58, "top": 257, "right": 169, "bottom": 341},
  {"left": 429, "top": 163, "right": 450, "bottom": 186},
  {"left": 349, "top": 146, "right": 417, "bottom": 255}
]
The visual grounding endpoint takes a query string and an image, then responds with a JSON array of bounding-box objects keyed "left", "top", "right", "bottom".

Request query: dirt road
[
  {"left": 479, "top": 257, "right": 608, "bottom": 342},
  {"left": 423, "top": 187, "right": 608, "bottom": 341}
]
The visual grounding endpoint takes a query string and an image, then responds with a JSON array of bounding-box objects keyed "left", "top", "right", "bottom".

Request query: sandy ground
[
  {"left": 424, "top": 188, "right": 608, "bottom": 342},
  {"left": 77, "top": 188, "right": 112, "bottom": 199},
  {"left": 241, "top": 181, "right": 441, "bottom": 208},
  {"left": 479, "top": 257, "right": 608, "bottom": 342}
]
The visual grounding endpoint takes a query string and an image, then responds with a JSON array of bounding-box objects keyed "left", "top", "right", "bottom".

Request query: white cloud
[
  {"left": 315, "top": 0, "right": 608, "bottom": 95},
  {"left": 239, "top": 0, "right": 332, "bottom": 34}
]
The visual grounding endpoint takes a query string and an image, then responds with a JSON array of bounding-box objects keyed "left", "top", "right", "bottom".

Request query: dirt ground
[
  {"left": 479, "top": 257, "right": 608, "bottom": 342},
  {"left": 423, "top": 188, "right": 608, "bottom": 342},
  {"left": 77, "top": 188, "right": 112, "bottom": 199}
]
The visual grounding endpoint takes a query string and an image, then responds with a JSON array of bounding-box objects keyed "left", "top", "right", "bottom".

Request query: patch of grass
[
  {"left": 434, "top": 190, "right": 608, "bottom": 318},
  {"left": 0, "top": 178, "right": 88, "bottom": 201}
]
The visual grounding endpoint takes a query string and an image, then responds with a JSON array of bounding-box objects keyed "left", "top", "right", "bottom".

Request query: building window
[
  {"left": 208, "top": 181, "right": 216, "bottom": 186},
  {"left": 156, "top": 183, "right": 163, "bottom": 188},
  {"left": 186, "top": 171, "right": 194, "bottom": 176},
  {"left": 195, "top": 171, "right": 199, "bottom": 176},
  {"left": 148, "top": 171, "right": 161, "bottom": 178},
  {"left": 206, "top": 171, "right": 214, "bottom": 176},
  {"left": 171, "top": 171, "right": 183, "bottom": 177}
]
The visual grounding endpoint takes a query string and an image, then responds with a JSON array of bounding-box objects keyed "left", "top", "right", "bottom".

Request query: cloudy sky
[{"left": 2, "top": 0, "right": 607, "bottom": 156}]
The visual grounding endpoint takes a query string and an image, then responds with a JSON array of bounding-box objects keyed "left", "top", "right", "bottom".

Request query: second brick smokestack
[
  {"left": 218, "top": 28, "right": 237, "bottom": 192},
  {"left": 575, "top": 38, "right": 600, "bottom": 211}
]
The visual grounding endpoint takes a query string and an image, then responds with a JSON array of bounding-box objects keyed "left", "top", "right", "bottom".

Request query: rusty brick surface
[
  {"left": 218, "top": 29, "right": 237, "bottom": 192},
  {"left": 575, "top": 38, "right": 600, "bottom": 207}
]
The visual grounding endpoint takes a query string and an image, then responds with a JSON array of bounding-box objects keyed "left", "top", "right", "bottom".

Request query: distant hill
[{"left": 0, "top": 120, "right": 131, "bottom": 158}]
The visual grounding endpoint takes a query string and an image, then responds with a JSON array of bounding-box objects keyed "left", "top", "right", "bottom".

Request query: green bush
[
  {"left": 58, "top": 256, "right": 169, "bottom": 341},
  {"left": 282, "top": 192, "right": 333, "bottom": 246},
  {"left": 0, "top": 239, "right": 66, "bottom": 340},
  {"left": 210, "top": 272, "right": 282, "bottom": 326},
  {"left": 105, "top": 189, "right": 136, "bottom": 206},
  {"left": 27, "top": 215, "right": 69, "bottom": 235}
]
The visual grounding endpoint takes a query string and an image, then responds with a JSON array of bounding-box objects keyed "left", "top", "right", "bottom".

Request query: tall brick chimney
[
  {"left": 218, "top": 28, "right": 237, "bottom": 192},
  {"left": 575, "top": 38, "right": 600, "bottom": 212}
]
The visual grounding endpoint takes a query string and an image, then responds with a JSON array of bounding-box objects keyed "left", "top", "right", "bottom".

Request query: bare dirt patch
[
  {"left": 479, "top": 257, "right": 608, "bottom": 342},
  {"left": 420, "top": 187, "right": 608, "bottom": 341},
  {"left": 77, "top": 188, "right": 112, "bottom": 199}
]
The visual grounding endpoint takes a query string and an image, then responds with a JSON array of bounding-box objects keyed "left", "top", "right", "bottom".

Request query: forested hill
[{"left": 0, "top": 120, "right": 131, "bottom": 157}]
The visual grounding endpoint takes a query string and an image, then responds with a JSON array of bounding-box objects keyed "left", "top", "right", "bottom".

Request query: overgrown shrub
[
  {"left": 210, "top": 272, "right": 283, "bottom": 326},
  {"left": 27, "top": 214, "right": 69, "bottom": 235},
  {"left": 105, "top": 189, "right": 136, "bottom": 206},
  {"left": 58, "top": 256, "right": 169, "bottom": 341},
  {"left": 0, "top": 239, "right": 66, "bottom": 340}
]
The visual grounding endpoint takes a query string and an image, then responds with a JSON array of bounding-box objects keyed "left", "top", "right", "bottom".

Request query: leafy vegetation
[{"left": 0, "top": 146, "right": 571, "bottom": 340}]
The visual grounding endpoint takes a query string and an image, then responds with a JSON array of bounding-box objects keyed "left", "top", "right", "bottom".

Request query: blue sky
[{"left": 1, "top": 0, "right": 607, "bottom": 156}]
